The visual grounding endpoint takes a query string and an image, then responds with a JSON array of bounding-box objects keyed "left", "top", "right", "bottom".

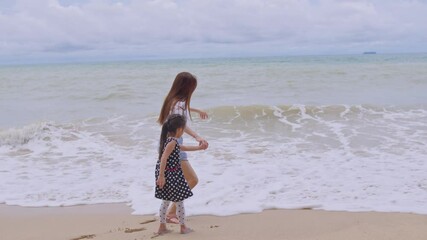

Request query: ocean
[{"left": 1, "top": 54, "right": 426, "bottom": 215}]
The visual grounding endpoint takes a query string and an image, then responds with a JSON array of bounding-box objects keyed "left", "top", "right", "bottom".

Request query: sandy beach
[
  {"left": 1, "top": 204, "right": 426, "bottom": 240},
  {"left": 2, "top": 1, "right": 427, "bottom": 238}
]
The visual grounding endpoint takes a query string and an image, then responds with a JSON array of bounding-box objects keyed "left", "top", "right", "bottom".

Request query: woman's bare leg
[
  {"left": 181, "top": 160, "right": 199, "bottom": 189},
  {"left": 166, "top": 160, "right": 198, "bottom": 220}
]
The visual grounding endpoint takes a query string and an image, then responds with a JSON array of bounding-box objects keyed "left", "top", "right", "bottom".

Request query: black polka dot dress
[{"left": 155, "top": 137, "right": 193, "bottom": 202}]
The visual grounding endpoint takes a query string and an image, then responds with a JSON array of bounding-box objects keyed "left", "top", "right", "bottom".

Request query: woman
[{"left": 157, "top": 72, "right": 209, "bottom": 223}]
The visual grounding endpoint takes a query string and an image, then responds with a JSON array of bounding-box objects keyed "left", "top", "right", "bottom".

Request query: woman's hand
[
  {"left": 198, "top": 111, "right": 209, "bottom": 120},
  {"left": 156, "top": 175, "right": 166, "bottom": 189},
  {"left": 191, "top": 108, "right": 209, "bottom": 120},
  {"left": 199, "top": 141, "right": 208, "bottom": 150},
  {"left": 196, "top": 137, "right": 209, "bottom": 150}
]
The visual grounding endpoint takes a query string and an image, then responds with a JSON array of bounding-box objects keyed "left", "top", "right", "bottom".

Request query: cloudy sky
[{"left": 1, "top": 0, "right": 427, "bottom": 64}]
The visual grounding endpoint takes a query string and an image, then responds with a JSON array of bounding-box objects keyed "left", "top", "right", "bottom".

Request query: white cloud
[{"left": 1, "top": 0, "right": 427, "bottom": 64}]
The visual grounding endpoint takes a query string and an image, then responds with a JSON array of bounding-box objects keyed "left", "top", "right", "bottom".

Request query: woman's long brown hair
[{"left": 157, "top": 72, "right": 197, "bottom": 124}]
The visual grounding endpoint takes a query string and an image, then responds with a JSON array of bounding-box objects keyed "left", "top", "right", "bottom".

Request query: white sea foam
[{"left": 1, "top": 104, "right": 426, "bottom": 215}]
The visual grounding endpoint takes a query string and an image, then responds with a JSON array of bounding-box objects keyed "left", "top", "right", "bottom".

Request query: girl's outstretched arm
[
  {"left": 181, "top": 144, "right": 207, "bottom": 152},
  {"left": 190, "top": 107, "right": 208, "bottom": 120},
  {"left": 157, "top": 140, "right": 176, "bottom": 189},
  {"left": 184, "top": 126, "right": 206, "bottom": 143}
]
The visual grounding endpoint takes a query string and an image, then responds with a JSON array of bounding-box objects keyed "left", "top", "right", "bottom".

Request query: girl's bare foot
[
  {"left": 180, "top": 226, "right": 194, "bottom": 234},
  {"left": 157, "top": 223, "right": 171, "bottom": 235}
]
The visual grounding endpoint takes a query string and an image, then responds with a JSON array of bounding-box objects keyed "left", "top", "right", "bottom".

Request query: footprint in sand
[
  {"left": 124, "top": 227, "right": 146, "bottom": 233},
  {"left": 70, "top": 234, "right": 96, "bottom": 240},
  {"left": 140, "top": 219, "right": 156, "bottom": 225}
]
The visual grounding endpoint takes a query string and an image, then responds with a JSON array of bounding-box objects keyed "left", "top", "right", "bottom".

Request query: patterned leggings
[{"left": 159, "top": 200, "right": 185, "bottom": 225}]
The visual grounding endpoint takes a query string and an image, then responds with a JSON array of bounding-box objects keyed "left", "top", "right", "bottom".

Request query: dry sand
[{"left": 1, "top": 203, "right": 426, "bottom": 240}]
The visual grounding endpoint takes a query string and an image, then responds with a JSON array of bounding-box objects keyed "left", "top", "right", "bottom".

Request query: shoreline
[{"left": 1, "top": 204, "right": 427, "bottom": 240}]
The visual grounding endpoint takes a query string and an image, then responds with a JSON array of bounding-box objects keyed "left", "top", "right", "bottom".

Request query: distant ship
[{"left": 363, "top": 51, "right": 377, "bottom": 54}]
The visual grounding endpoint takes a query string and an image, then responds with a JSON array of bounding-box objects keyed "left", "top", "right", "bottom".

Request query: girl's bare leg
[{"left": 166, "top": 160, "right": 198, "bottom": 221}]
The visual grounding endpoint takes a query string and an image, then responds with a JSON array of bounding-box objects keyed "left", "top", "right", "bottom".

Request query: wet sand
[{"left": 1, "top": 204, "right": 427, "bottom": 240}]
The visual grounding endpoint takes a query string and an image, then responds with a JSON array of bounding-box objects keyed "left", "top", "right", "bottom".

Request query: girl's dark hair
[
  {"left": 157, "top": 72, "right": 197, "bottom": 124},
  {"left": 158, "top": 114, "right": 187, "bottom": 160}
]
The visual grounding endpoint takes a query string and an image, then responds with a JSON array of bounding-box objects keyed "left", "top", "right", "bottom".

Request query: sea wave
[
  {"left": 207, "top": 104, "right": 427, "bottom": 122},
  {"left": 1, "top": 104, "right": 427, "bottom": 215},
  {"left": 0, "top": 122, "right": 51, "bottom": 146},
  {"left": 202, "top": 105, "right": 427, "bottom": 149}
]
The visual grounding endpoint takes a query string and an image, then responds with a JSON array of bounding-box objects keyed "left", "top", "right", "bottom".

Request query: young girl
[
  {"left": 157, "top": 72, "right": 209, "bottom": 223},
  {"left": 155, "top": 114, "right": 206, "bottom": 234}
]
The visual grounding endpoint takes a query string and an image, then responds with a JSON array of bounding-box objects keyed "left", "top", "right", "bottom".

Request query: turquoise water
[{"left": 1, "top": 53, "right": 426, "bottom": 127}]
